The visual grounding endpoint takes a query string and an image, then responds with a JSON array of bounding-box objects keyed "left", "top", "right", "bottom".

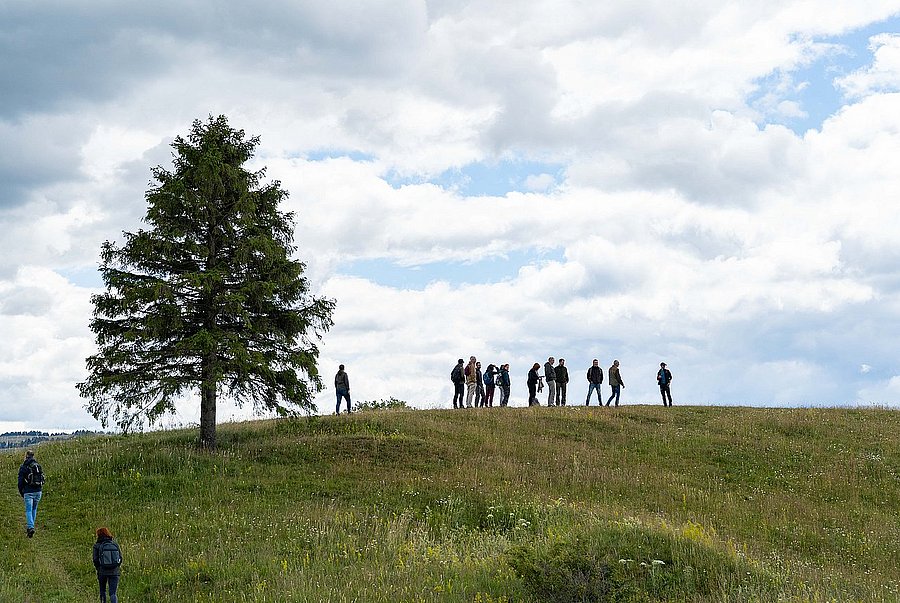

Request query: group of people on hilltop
[
  {"left": 453, "top": 357, "right": 675, "bottom": 408},
  {"left": 331, "top": 357, "right": 673, "bottom": 414},
  {"left": 450, "top": 357, "right": 512, "bottom": 408},
  {"left": 17, "top": 449, "right": 123, "bottom": 602}
]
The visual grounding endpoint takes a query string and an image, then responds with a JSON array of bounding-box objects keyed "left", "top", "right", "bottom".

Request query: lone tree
[{"left": 78, "top": 116, "right": 335, "bottom": 448}]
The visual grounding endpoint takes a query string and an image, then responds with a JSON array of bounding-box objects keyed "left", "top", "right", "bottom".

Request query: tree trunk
[{"left": 199, "top": 353, "right": 217, "bottom": 449}]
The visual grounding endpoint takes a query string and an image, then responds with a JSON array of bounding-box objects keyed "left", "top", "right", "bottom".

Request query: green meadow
[{"left": 1, "top": 405, "right": 898, "bottom": 602}]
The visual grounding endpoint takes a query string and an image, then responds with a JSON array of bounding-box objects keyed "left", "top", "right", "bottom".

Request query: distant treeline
[{"left": 0, "top": 430, "right": 103, "bottom": 449}]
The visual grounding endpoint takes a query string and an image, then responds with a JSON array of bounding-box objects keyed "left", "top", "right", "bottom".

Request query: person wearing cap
[{"left": 657, "top": 362, "right": 673, "bottom": 406}]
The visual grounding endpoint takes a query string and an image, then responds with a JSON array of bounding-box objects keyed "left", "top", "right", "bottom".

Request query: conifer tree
[{"left": 78, "top": 116, "right": 334, "bottom": 448}]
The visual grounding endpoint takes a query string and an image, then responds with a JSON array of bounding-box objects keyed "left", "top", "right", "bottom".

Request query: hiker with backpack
[
  {"left": 17, "top": 449, "right": 44, "bottom": 538},
  {"left": 498, "top": 364, "right": 511, "bottom": 407},
  {"left": 93, "top": 527, "right": 122, "bottom": 603},
  {"left": 483, "top": 364, "right": 497, "bottom": 407},
  {"left": 450, "top": 359, "right": 465, "bottom": 409}
]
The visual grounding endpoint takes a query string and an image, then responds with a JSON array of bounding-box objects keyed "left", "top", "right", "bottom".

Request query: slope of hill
[{"left": 1, "top": 406, "right": 898, "bottom": 602}]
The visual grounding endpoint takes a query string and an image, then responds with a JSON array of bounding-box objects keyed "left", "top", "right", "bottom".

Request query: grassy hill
[{"left": 2, "top": 405, "right": 898, "bottom": 602}]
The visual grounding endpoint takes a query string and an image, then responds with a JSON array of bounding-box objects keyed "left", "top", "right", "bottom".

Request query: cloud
[
  {"left": 836, "top": 33, "right": 900, "bottom": 98},
  {"left": 3, "top": 2, "right": 900, "bottom": 429}
]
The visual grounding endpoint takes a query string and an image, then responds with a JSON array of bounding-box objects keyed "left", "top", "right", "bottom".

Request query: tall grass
[{"left": 1, "top": 406, "right": 898, "bottom": 601}]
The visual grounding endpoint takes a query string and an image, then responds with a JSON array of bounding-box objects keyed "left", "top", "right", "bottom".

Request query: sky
[{"left": 2, "top": 1, "right": 900, "bottom": 432}]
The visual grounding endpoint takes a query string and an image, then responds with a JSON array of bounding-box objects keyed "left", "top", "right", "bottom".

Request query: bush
[
  {"left": 507, "top": 519, "right": 779, "bottom": 602},
  {"left": 354, "top": 397, "right": 410, "bottom": 412}
]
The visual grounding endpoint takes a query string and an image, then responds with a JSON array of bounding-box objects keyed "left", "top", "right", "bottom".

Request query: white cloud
[{"left": 3, "top": 2, "right": 900, "bottom": 429}]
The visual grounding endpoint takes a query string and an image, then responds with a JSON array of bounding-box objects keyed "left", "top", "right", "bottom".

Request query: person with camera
[{"left": 527, "top": 363, "right": 541, "bottom": 406}]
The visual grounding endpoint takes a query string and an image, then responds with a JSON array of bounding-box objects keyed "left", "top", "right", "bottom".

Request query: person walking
[
  {"left": 527, "top": 363, "right": 541, "bottom": 406},
  {"left": 464, "top": 356, "right": 478, "bottom": 408},
  {"left": 544, "top": 357, "right": 557, "bottom": 406},
  {"left": 657, "top": 362, "right": 673, "bottom": 406},
  {"left": 334, "top": 364, "right": 352, "bottom": 414},
  {"left": 586, "top": 359, "right": 603, "bottom": 405},
  {"left": 483, "top": 364, "right": 497, "bottom": 407},
  {"left": 93, "top": 527, "right": 122, "bottom": 603},
  {"left": 17, "top": 449, "right": 44, "bottom": 538},
  {"left": 555, "top": 359, "right": 569, "bottom": 406},
  {"left": 606, "top": 360, "right": 624, "bottom": 406},
  {"left": 499, "top": 364, "right": 511, "bottom": 407},
  {"left": 475, "top": 362, "right": 485, "bottom": 407},
  {"left": 451, "top": 359, "right": 465, "bottom": 409}
]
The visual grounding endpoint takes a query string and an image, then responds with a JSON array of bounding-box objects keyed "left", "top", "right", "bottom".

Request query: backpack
[
  {"left": 483, "top": 370, "right": 493, "bottom": 386},
  {"left": 98, "top": 540, "right": 122, "bottom": 570},
  {"left": 450, "top": 365, "right": 462, "bottom": 383},
  {"left": 24, "top": 462, "right": 45, "bottom": 487}
]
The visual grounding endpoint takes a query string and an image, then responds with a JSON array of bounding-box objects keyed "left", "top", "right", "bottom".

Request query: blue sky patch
[
  {"left": 340, "top": 248, "right": 565, "bottom": 289},
  {"left": 386, "top": 158, "right": 565, "bottom": 197},
  {"left": 752, "top": 15, "right": 900, "bottom": 134}
]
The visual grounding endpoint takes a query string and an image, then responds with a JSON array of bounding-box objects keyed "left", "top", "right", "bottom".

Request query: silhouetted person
[
  {"left": 334, "top": 364, "right": 352, "bottom": 414},
  {"left": 451, "top": 359, "right": 465, "bottom": 408},
  {"left": 657, "top": 362, "right": 673, "bottom": 406},
  {"left": 527, "top": 363, "right": 541, "bottom": 406},
  {"left": 499, "top": 364, "right": 511, "bottom": 406},
  {"left": 555, "top": 358, "right": 569, "bottom": 405},
  {"left": 585, "top": 359, "right": 603, "bottom": 405}
]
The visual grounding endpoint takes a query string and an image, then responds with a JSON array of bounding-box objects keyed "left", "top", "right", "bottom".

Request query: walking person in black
[
  {"left": 475, "top": 362, "right": 485, "bottom": 407},
  {"left": 93, "top": 527, "right": 122, "bottom": 603},
  {"left": 334, "top": 364, "right": 352, "bottom": 414},
  {"left": 527, "top": 363, "right": 541, "bottom": 406},
  {"left": 585, "top": 359, "right": 603, "bottom": 405},
  {"left": 657, "top": 362, "right": 673, "bottom": 406},
  {"left": 555, "top": 358, "right": 569, "bottom": 406},
  {"left": 450, "top": 359, "right": 465, "bottom": 408}
]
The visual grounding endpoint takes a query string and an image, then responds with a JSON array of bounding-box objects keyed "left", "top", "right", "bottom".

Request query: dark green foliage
[
  {"left": 354, "top": 397, "right": 411, "bottom": 412},
  {"left": 77, "top": 116, "right": 334, "bottom": 448}
]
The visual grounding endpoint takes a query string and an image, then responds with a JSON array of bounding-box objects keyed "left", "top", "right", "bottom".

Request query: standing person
[
  {"left": 527, "top": 363, "right": 541, "bottom": 406},
  {"left": 555, "top": 359, "right": 569, "bottom": 406},
  {"left": 586, "top": 359, "right": 603, "bottom": 405},
  {"left": 464, "top": 356, "right": 478, "bottom": 408},
  {"left": 451, "top": 359, "right": 465, "bottom": 409},
  {"left": 93, "top": 527, "right": 122, "bottom": 603},
  {"left": 544, "top": 357, "right": 557, "bottom": 406},
  {"left": 657, "top": 362, "right": 673, "bottom": 406},
  {"left": 475, "top": 362, "right": 485, "bottom": 407},
  {"left": 334, "top": 364, "right": 352, "bottom": 415},
  {"left": 17, "top": 449, "right": 44, "bottom": 538},
  {"left": 483, "top": 364, "right": 497, "bottom": 407},
  {"left": 606, "top": 360, "right": 624, "bottom": 406},
  {"left": 499, "top": 364, "right": 511, "bottom": 407}
]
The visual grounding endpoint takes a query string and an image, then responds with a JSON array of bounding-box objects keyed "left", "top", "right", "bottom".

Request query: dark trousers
[
  {"left": 485, "top": 384, "right": 495, "bottom": 406},
  {"left": 528, "top": 384, "right": 537, "bottom": 406},
  {"left": 99, "top": 574, "right": 119, "bottom": 603},
  {"left": 500, "top": 385, "right": 510, "bottom": 406},
  {"left": 452, "top": 382, "right": 464, "bottom": 408},
  {"left": 335, "top": 388, "right": 351, "bottom": 414},
  {"left": 475, "top": 385, "right": 485, "bottom": 407},
  {"left": 556, "top": 383, "right": 567, "bottom": 405},
  {"left": 660, "top": 384, "right": 672, "bottom": 406},
  {"left": 606, "top": 385, "right": 621, "bottom": 406}
]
